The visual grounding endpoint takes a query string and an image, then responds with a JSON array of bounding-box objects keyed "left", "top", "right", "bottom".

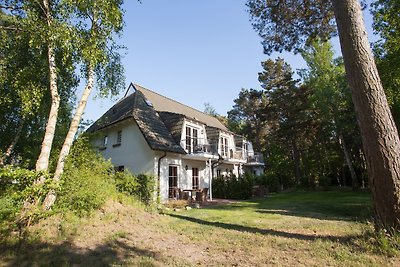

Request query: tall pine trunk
[
  {"left": 332, "top": 0, "right": 400, "bottom": 231},
  {"left": 43, "top": 65, "right": 95, "bottom": 209},
  {"left": 0, "top": 118, "right": 24, "bottom": 166},
  {"left": 35, "top": 0, "right": 60, "bottom": 172}
]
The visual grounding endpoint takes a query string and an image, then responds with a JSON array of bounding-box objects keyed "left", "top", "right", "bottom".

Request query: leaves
[{"left": 246, "top": 0, "right": 336, "bottom": 54}]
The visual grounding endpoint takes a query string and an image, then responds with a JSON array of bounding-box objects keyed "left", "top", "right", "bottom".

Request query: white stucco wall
[
  {"left": 157, "top": 154, "right": 212, "bottom": 201},
  {"left": 94, "top": 119, "right": 156, "bottom": 175}
]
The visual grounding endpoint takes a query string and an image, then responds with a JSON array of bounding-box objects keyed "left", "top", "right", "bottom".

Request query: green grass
[
  {"left": 161, "top": 190, "right": 398, "bottom": 266},
  {"left": 1, "top": 190, "right": 398, "bottom": 267}
]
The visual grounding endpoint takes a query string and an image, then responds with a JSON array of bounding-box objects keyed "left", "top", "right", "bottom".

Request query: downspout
[{"left": 157, "top": 151, "right": 167, "bottom": 202}]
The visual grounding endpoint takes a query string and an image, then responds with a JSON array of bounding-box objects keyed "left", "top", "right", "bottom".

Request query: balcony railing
[
  {"left": 181, "top": 138, "right": 218, "bottom": 154},
  {"left": 247, "top": 152, "right": 264, "bottom": 164},
  {"left": 181, "top": 138, "right": 263, "bottom": 163}
]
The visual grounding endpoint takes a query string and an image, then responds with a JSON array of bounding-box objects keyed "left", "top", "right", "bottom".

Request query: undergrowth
[{"left": 0, "top": 136, "right": 156, "bottom": 236}]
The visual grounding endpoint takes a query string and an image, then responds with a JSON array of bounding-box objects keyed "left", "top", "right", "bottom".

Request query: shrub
[
  {"left": 56, "top": 137, "right": 117, "bottom": 216},
  {"left": 114, "top": 171, "right": 155, "bottom": 206},
  {"left": 136, "top": 174, "right": 155, "bottom": 205},
  {"left": 212, "top": 173, "right": 255, "bottom": 200}
]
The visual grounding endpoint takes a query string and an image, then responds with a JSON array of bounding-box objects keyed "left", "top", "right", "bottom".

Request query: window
[
  {"left": 186, "top": 126, "right": 191, "bottom": 152},
  {"left": 168, "top": 166, "right": 178, "bottom": 198},
  {"left": 220, "top": 136, "right": 228, "bottom": 157},
  {"left": 192, "top": 168, "right": 199, "bottom": 189},
  {"left": 103, "top": 135, "right": 108, "bottom": 146},
  {"left": 113, "top": 131, "right": 122, "bottom": 147},
  {"left": 216, "top": 169, "right": 221, "bottom": 177},
  {"left": 117, "top": 130, "right": 122, "bottom": 144},
  {"left": 185, "top": 126, "right": 199, "bottom": 153}
]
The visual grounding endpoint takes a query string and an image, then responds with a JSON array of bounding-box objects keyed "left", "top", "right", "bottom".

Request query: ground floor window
[
  {"left": 192, "top": 168, "right": 199, "bottom": 189},
  {"left": 168, "top": 165, "right": 178, "bottom": 198}
]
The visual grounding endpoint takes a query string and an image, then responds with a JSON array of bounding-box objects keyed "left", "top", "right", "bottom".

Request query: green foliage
[
  {"left": 372, "top": 0, "right": 400, "bottom": 128},
  {"left": 360, "top": 226, "right": 400, "bottom": 257},
  {"left": 56, "top": 137, "right": 116, "bottom": 216},
  {"left": 136, "top": 174, "right": 155, "bottom": 206},
  {"left": 114, "top": 172, "right": 155, "bottom": 205},
  {"left": 246, "top": 0, "right": 335, "bottom": 55},
  {"left": 0, "top": 166, "right": 55, "bottom": 229},
  {"left": 212, "top": 174, "right": 255, "bottom": 200}
]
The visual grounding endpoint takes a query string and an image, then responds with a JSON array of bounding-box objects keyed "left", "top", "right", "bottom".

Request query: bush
[
  {"left": 136, "top": 174, "right": 155, "bottom": 205},
  {"left": 56, "top": 137, "right": 117, "bottom": 216},
  {"left": 114, "top": 171, "right": 155, "bottom": 205},
  {"left": 256, "top": 173, "right": 280, "bottom": 193},
  {"left": 212, "top": 173, "right": 255, "bottom": 200}
]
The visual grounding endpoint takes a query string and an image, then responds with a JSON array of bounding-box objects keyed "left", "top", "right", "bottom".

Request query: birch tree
[{"left": 43, "top": 0, "right": 125, "bottom": 209}]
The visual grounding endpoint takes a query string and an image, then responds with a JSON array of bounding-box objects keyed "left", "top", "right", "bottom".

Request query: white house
[{"left": 87, "top": 84, "right": 264, "bottom": 202}]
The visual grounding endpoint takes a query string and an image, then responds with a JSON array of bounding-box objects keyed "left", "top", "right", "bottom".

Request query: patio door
[
  {"left": 168, "top": 165, "right": 178, "bottom": 198},
  {"left": 192, "top": 168, "right": 199, "bottom": 189}
]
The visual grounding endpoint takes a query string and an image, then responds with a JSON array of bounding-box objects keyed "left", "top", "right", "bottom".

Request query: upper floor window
[
  {"left": 220, "top": 136, "right": 228, "bottom": 157},
  {"left": 113, "top": 130, "right": 122, "bottom": 147},
  {"left": 117, "top": 130, "right": 122, "bottom": 144},
  {"left": 185, "top": 126, "right": 198, "bottom": 153},
  {"left": 103, "top": 135, "right": 108, "bottom": 146}
]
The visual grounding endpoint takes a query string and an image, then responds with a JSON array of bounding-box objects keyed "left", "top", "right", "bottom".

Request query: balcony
[
  {"left": 181, "top": 138, "right": 218, "bottom": 155},
  {"left": 246, "top": 152, "right": 264, "bottom": 165}
]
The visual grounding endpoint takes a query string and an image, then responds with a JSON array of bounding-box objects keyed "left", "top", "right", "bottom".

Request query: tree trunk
[
  {"left": 291, "top": 138, "right": 301, "bottom": 185},
  {"left": 0, "top": 118, "right": 24, "bottom": 166},
  {"left": 43, "top": 65, "right": 95, "bottom": 210},
  {"left": 332, "top": 0, "right": 400, "bottom": 231},
  {"left": 338, "top": 133, "right": 358, "bottom": 190},
  {"left": 35, "top": 0, "right": 60, "bottom": 172}
]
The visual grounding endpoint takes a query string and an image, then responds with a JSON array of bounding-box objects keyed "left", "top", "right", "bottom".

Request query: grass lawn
[{"left": 1, "top": 190, "right": 399, "bottom": 266}]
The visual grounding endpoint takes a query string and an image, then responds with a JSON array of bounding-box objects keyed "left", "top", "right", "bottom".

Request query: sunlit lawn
[{"left": 160, "top": 190, "right": 398, "bottom": 266}]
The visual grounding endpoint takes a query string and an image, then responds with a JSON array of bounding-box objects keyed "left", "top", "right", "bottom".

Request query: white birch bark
[
  {"left": 43, "top": 65, "right": 95, "bottom": 209},
  {"left": 35, "top": 0, "right": 60, "bottom": 172}
]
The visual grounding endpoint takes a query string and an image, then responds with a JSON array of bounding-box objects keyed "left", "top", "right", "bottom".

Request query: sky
[{"left": 82, "top": 0, "right": 378, "bottom": 122}]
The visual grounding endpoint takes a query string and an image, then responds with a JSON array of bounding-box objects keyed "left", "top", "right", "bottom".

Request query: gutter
[{"left": 157, "top": 151, "right": 167, "bottom": 202}]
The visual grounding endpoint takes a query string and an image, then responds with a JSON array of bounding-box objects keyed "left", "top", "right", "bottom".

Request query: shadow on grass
[
  {"left": 168, "top": 213, "right": 359, "bottom": 244},
  {"left": 0, "top": 238, "right": 161, "bottom": 267},
  {"left": 204, "top": 191, "right": 372, "bottom": 222}
]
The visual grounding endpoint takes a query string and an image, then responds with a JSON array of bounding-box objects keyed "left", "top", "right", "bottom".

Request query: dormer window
[
  {"left": 220, "top": 136, "right": 228, "bottom": 157},
  {"left": 185, "top": 126, "right": 199, "bottom": 153}
]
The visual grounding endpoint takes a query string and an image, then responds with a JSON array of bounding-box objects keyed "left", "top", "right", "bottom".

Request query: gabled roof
[
  {"left": 87, "top": 91, "right": 186, "bottom": 154},
  {"left": 134, "top": 84, "right": 228, "bottom": 131}
]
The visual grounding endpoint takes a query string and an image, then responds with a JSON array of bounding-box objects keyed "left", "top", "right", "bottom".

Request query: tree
[
  {"left": 247, "top": 0, "right": 400, "bottom": 231},
  {"left": 0, "top": 2, "right": 77, "bottom": 167},
  {"left": 227, "top": 88, "right": 268, "bottom": 152},
  {"left": 204, "top": 102, "right": 219, "bottom": 117},
  {"left": 34, "top": 0, "right": 63, "bottom": 172},
  {"left": 372, "top": 0, "right": 400, "bottom": 128},
  {"left": 301, "top": 40, "right": 361, "bottom": 189},
  {"left": 43, "top": 0, "right": 125, "bottom": 209}
]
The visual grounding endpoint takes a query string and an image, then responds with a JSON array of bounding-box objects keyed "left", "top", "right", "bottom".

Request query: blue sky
[{"left": 83, "top": 0, "right": 377, "bottom": 122}]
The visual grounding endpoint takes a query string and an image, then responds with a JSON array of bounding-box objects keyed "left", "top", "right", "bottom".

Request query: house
[{"left": 87, "top": 83, "right": 264, "bottom": 201}]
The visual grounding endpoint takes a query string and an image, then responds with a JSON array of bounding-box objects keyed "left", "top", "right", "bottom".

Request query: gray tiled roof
[
  {"left": 87, "top": 91, "right": 186, "bottom": 154},
  {"left": 134, "top": 84, "right": 228, "bottom": 131}
]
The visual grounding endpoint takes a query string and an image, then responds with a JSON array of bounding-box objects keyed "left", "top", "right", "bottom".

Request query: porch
[{"left": 168, "top": 187, "right": 209, "bottom": 203}]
